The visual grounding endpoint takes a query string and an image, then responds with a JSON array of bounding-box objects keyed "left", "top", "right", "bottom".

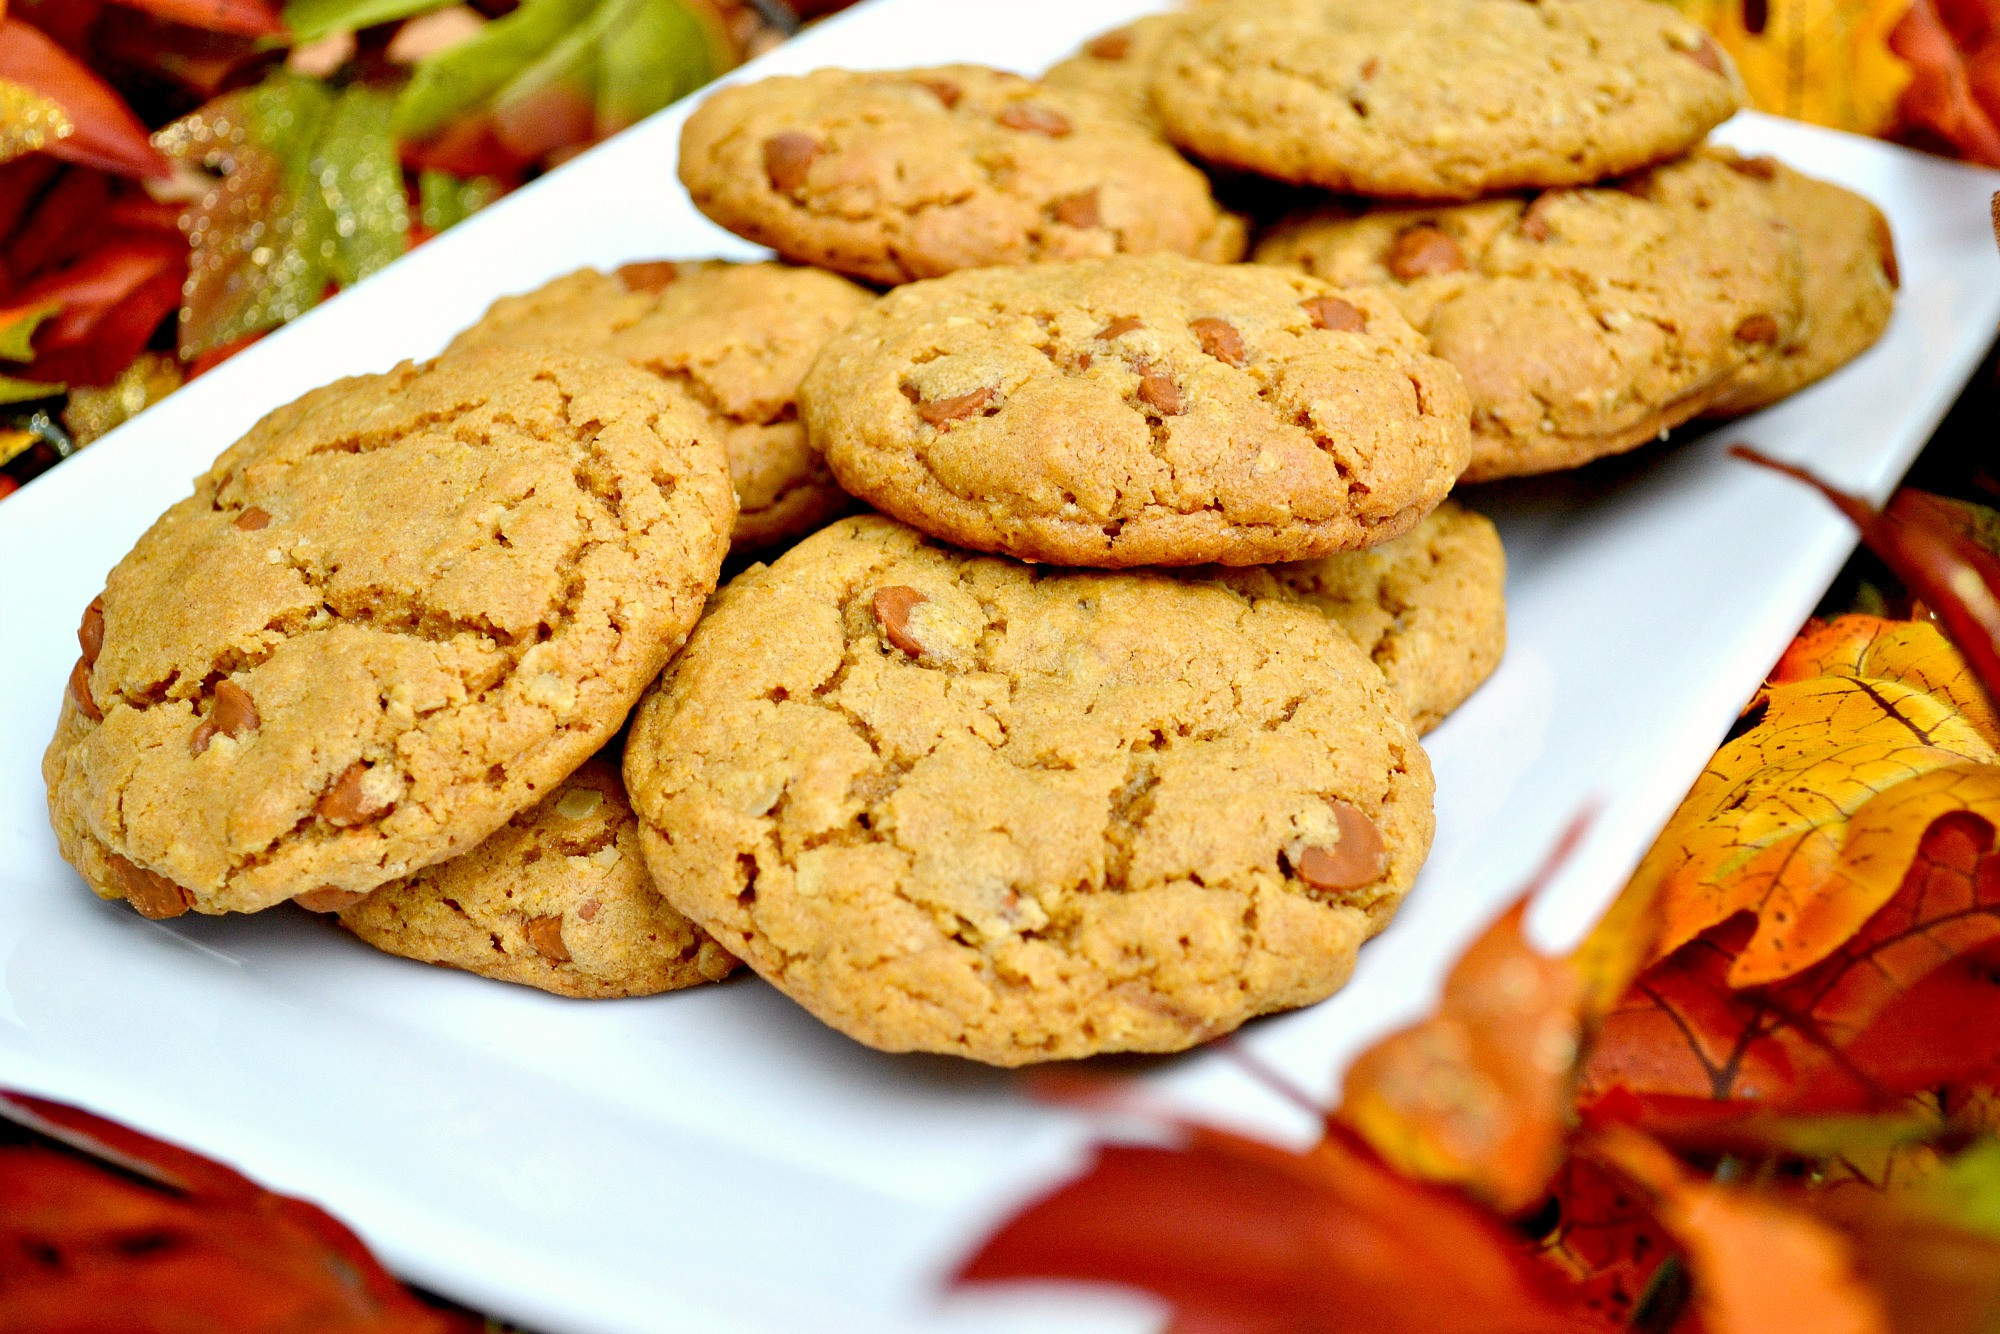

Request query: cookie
[
  {"left": 1216, "top": 501, "right": 1505, "bottom": 733},
  {"left": 677, "top": 65, "right": 1247, "bottom": 287},
  {"left": 622, "top": 515, "right": 1435, "bottom": 1066},
  {"left": 1151, "top": 0, "right": 1742, "bottom": 200},
  {"left": 43, "top": 348, "right": 736, "bottom": 918},
  {"left": 1043, "top": 12, "right": 1199, "bottom": 131},
  {"left": 333, "top": 757, "right": 739, "bottom": 998},
  {"left": 799, "top": 253, "right": 1471, "bottom": 567},
  {"left": 1253, "top": 151, "right": 1804, "bottom": 480},
  {"left": 1704, "top": 157, "right": 1898, "bottom": 415},
  {"left": 448, "top": 261, "right": 871, "bottom": 552}
]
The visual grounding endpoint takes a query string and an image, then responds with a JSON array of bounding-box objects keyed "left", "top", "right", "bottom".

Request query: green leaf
[
  {"left": 281, "top": 0, "right": 452, "bottom": 45},
  {"left": 417, "top": 168, "right": 499, "bottom": 231},
  {"left": 391, "top": 0, "right": 598, "bottom": 141},
  {"left": 0, "top": 376, "right": 63, "bottom": 407},
  {"left": 488, "top": 0, "right": 616, "bottom": 151},
  {"left": 596, "top": 0, "right": 722, "bottom": 135},
  {"left": 313, "top": 86, "right": 408, "bottom": 287},
  {"left": 0, "top": 302, "right": 61, "bottom": 364},
  {"left": 1901, "top": 1138, "right": 2000, "bottom": 1242}
]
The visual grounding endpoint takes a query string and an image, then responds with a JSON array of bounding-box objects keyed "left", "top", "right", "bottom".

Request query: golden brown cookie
[
  {"left": 677, "top": 65, "right": 1246, "bottom": 287},
  {"left": 449, "top": 260, "right": 871, "bottom": 552},
  {"left": 44, "top": 348, "right": 735, "bottom": 918},
  {"left": 1043, "top": 11, "right": 1201, "bottom": 131},
  {"left": 1704, "top": 156, "right": 1898, "bottom": 415},
  {"left": 623, "top": 515, "right": 1435, "bottom": 1066},
  {"left": 334, "top": 757, "right": 739, "bottom": 998},
  {"left": 1215, "top": 501, "right": 1505, "bottom": 733},
  {"left": 1254, "top": 151, "right": 1803, "bottom": 480},
  {"left": 1152, "top": 0, "right": 1742, "bottom": 199},
  {"left": 800, "top": 254, "right": 1470, "bottom": 567}
]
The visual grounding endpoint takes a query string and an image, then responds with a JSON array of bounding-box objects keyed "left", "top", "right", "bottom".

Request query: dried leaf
[
  {"left": 1589, "top": 1125, "right": 1891, "bottom": 1334},
  {"left": 1776, "top": 615, "right": 2000, "bottom": 749},
  {"left": 105, "top": 0, "right": 287, "bottom": 38},
  {"left": 0, "top": 18, "right": 169, "bottom": 178},
  {"left": 956, "top": 1122, "right": 1599, "bottom": 1334},
  {"left": 1669, "top": 0, "right": 1913, "bottom": 137},
  {"left": 1528, "top": 1156, "right": 1678, "bottom": 1330}
]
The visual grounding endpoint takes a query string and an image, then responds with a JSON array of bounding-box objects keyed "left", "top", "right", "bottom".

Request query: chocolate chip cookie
[
  {"left": 1705, "top": 157, "right": 1898, "bottom": 416},
  {"left": 799, "top": 253, "right": 1470, "bottom": 566},
  {"left": 622, "top": 515, "right": 1435, "bottom": 1065},
  {"left": 1217, "top": 501, "right": 1506, "bottom": 733},
  {"left": 334, "top": 756, "right": 739, "bottom": 998},
  {"left": 1152, "top": 0, "right": 1742, "bottom": 199},
  {"left": 1254, "top": 151, "right": 1803, "bottom": 480},
  {"left": 677, "top": 65, "right": 1246, "bottom": 287},
  {"left": 44, "top": 348, "right": 735, "bottom": 918},
  {"left": 449, "top": 260, "right": 871, "bottom": 552}
]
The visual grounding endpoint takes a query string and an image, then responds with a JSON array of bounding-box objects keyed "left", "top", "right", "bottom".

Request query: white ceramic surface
[{"left": 1, "top": 3, "right": 1997, "bottom": 1330}]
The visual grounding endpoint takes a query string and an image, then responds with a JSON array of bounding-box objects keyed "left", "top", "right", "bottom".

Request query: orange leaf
[
  {"left": 0, "top": 19, "right": 169, "bottom": 178},
  {"left": 1527, "top": 1156, "right": 1679, "bottom": 1330},
  {"left": 1588, "top": 1124, "right": 1890, "bottom": 1334},
  {"left": 103, "top": 0, "right": 286, "bottom": 38},
  {"left": 1667, "top": 0, "right": 1913, "bottom": 137},
  {"left": 1777, "top": 614, "right": 2000, "bottom": 749},
  {"left": 955, "top": 1123, "right": 1600, "bottom": 1334},
  {"left": 1891, "top": 0, "right": 2000, "bottom": 165},
  {"left": 1636, "top": 618, "right": 1998, "bottom": 987},
  {"left": 1583, "top": 809, "right": 2000, "bottom": 1115}
]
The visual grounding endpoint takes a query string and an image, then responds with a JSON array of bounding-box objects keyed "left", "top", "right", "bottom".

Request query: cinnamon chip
[
  {"left": 190, "top": 679, "right": 260, "bottom": 755},
  {"left": 915, "top": 386, "right": 996, "bottom": 426},
  {"left": 233, "top": 507, "right": 270, "bottom": 531},
  {"left": 1385, "top": 225, "right": 1465, "bottom": 280},
  {"left": 763, "top": 132, "right": 821, "bottom": 193},
  {"left": 873, "top": 586, "right": 928, "bottom": 656},
  {"left": 917, "top": 78, "right": 962, "bottom": 108},
  {"left": 1085, "top": 30, "right": 1132, "bottom": 59},
  {"left": 294, "top": 886, "right": 367, "bottom": 913},
  {"left": 1302, "top": 296, "right": 1365, "bottom": 332},
  {"left": 577, "top": 898, "right": 601, "bottom": 923},
  {"left": 1190, "top": 316, "right": 1245, "bottom": 367},
  {"left": 1519, "top": 196, "right": 1557, "bottom": 242},
  {"left": 1096, "top": 315, "right": 1143, "bottom": 339},
  {"left": 78, "top": 596, "right": 104, "bottom": 667},
  {"left": 1725, "top": 154, "right": 1779, "bottom": 181},
  {"left": 1677, "top": 32, "right": 1726, "bottom": 74},
  {"left": 1734, "top": 313, "right": 1781, "bottom": 344},
  {"left": 1293, "top": 800, "right": 1388, "bottom": 892},
  {"left": 109, "top": 855, "right": 192, "bottom": 919},
  {"left": 616, "top": 261, "right": 680, "bottom": 293},
  {"left": 1051, "top": 188, "right": 1101, "bottom": 229},
  {"left": 1874, "top": 214, "right": 1900, "bottom": 289},
  {"left": 68, "top": 659, "right": 101, "bottom": 722},
  {"left": 1135, "top": 363, "right": 1182, "bottom": 415},
  {"left": 317, "top": 762, "right": 391, "bottom": 827},
  {"left": 525, "top": 914, "right": 571, "bottom": 962},
  {"left": 997, "top": 103, "right": 1071, "bottom": 137}
]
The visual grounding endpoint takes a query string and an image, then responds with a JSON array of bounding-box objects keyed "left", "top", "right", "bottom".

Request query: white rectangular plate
[{"left": 2, "top": 3, "right": 1997, "bottom": 1330}]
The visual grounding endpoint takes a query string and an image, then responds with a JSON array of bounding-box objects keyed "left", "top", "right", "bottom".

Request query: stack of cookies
[{"left": 43, "top": 0, "right": 1894, "bottom": 1069}]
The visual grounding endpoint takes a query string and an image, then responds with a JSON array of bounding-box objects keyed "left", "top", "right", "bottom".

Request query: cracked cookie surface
[
  {"left": 1215, "top": 501, "right": 1506, "bottom": 733},
  {"left": 43, "top": 348, "right": 735, "bottom": 917},
  {"left": 337, "top": 756, "right": 740, "bottom": 998},
  {"left": 449, "top": 260, "right": 871, "bottom": 552},
  {"left": 1043, "top": 11, "right": 1202, "bottom": 131},
  {"left": 1705, "top": 159, "right": 1897, "bottom": 416},
  {"left": 1254, "top": 152, "right": 1803, "bottom": 480},
  {"left": 1152, "top": 0, "right": 1742, "bottom": 199},
  {"left": 622, "top": 515, "right": 1435, "bottom": 1066},
  {"left": 800, "top": 254, "right": 1470, "bottom": 567},
  {"left": 677, "top": 64, "right": 1246, "bottom": 287}
]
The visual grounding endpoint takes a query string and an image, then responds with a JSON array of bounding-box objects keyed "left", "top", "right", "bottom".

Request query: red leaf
[
  {"left": 1890, "top": 0, "right": 2000, "bottom": 166},
  {"left": 103, "top": 0, "right": 286, "bottom": 38},
  {"left": 956, "top": 1123, "right": 1597, "bottom": 1334},
  {"left": 30, "top": 265, "right": 184, "bottom": 386},
  {"left": 0, "top": 166, "right": 113, "bottom": 288},
  {"left": 0, "top": 19, "right": 170, "bottom": 179},
  {"left": 1528, "top": 1156, "right": 1677, "bottom": 1330},
  {"left": 1581, "top": 810, "right": 2000, "bottom": 1118},
  {"left": 400, "top": 115, "right": 530, "bottom": 185}
]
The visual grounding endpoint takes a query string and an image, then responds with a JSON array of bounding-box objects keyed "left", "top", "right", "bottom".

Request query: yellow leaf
[
  {"left": 1776, "top": 615, "right": 2000, "bottom": 749},
  {"left": 0, "top": 78, "right": 75, "bottom": 166},
  {"left": 1668, "top": 0, "right": 1913, "bottom": 137}
]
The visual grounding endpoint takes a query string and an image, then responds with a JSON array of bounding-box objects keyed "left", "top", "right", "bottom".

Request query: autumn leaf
[
  {"left": 1669, "top": 0, "right": 1913, "bottom": 137},
  {"left": 1890, "top": 0, "right": 2000, "bottom": 166},
  {"left": 1777, "top": 615, "right": 2000, "bottom": 749},
  {"left": 104, "top": 0, "right": 288, "bottom": 39},
  {"left": 955, "top": 1122, "right": 1599, "bottom": 1334},
  {"left": 283, "top": 0, "right": 451, "bottom": 45},
  {"left": 0, "top": 18, "right": 170, "bottom": 178},
  {"left": 1583, "top": 809, "right": 2000, "bottom": 1116},
  {"left": 1636, "top": 614, "right": 1998, "bottom": 987},
  {"left": 0, "top": 80, "right": 78, "bottom": 170},
  {"left": 393, "top": 0, "right": 598, "bottom": 142},
  {"left": 7, "top": 235, "right": 188, "bottom": 385},
  {"left": 1525, "top": 1156, "right": 1678, "bottom": 1330},
  {"left": 1588, "top": 1124, "right": 1891, "bottom": 1334}
]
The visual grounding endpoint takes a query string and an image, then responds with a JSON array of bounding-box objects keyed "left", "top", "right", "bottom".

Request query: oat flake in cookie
[
  {"left": 1254, "top": 152, "right": 1804, "bottom": 480},
  {"left": 623, "top": 516, "right": 1434, "bottom": 1066},
  {"left": 677, "top": 65, "right": 1246, "bottom": 287},
  {"left": 1152, "top": 0, "right": 1742, "bottom": 200},
  {"left": 336, "top": 757, "right": 739, "bottom": 999},
  {"left": 449, "top": 260, "right": 873, "bottom": 552},
  {"left": 43, "top": 348, "right": 735, "bottom": 918},
  {"left": 800, "top": 253, "right": 1470, "bottom": 568}
]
